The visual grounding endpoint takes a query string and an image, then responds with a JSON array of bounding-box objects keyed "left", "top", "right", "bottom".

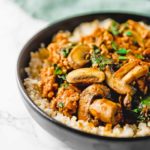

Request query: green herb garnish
[
  {"left": 62, "top": 82, "right": 69, "bottom": 88},
  {"left": 57, "top": 102, "right": 64, "bottom": 108},
  {"left": 61, "top": 48, "right": 70, "bottom": 57},
  {"left": 109, "top": 20, "right": 120, "bottom": 36},
  {"left": 61, "top": 43, "right": 75, "bottom": 57},
  {"left": 132, "top": 96, "right": 150, "bottom": 122},
  {"left": 93, "top": 45, "right": 100, "bottom": 54},
  {"left": 119, "top": 56, "right": 128, "bottom": 61},
  {"left": 91, "top": 56, "right": 101, "bottom": 65},
  {"left": 141, "top": 97, "right": 150, "bottom": 106},
  {"left": 133, "top": 108, "right": 140, "bottom": 113},
  {"left": 91, "top": 46, "right": 101, "bottom": 64},
  {"left": 58, "top": 74, "right": 66, "bottom": 80},
  {"left": 111, "top": 41, "right": 118, "bottom": 50},
  {"left": 116, "top": 48, "right": 130, "bottom": 55},
  {"left": 124, "top": 31, "right": 132, "bottom": 36},
  {"left": 54, "top": 65, "right": 63, "bottom": 75},
  {"left": 57, "top": 74, "right": 67, "bottom": 87},
  {"left": 135, "top": 54, "right": 144, "bottom": 59},
  {"left": 91, "top": 45, "right": 113, "bottom": 70},
  {"left": 91, "top": 55, "right": 113, "bottom": 70}
]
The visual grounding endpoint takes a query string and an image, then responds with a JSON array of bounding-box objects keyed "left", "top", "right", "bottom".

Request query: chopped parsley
[
  {"left": 61, "top": 43, "right": 76, "bottom": 57},
  {"left": 132, "top": 96, "right": 150, "bottom": 122},
  {"left": 93, "top": 45, "right": 100, "bottom": 54},
  {"left": 57, "top": 102, "right": 64, "bottom": 108},
  {"left": 133, "top": 108, "right": 140, "bottom": 113},
  {"left": 57, "top": 74, "right": 67, "bottom": 87},
  {"left": 141, "top": 97, "right": 150, "bottom": 106},
  {"left": 61, "top": 82, "right": 69, "bottom": 88},
  {"left": 58, "top": 74, "right": 66, "bottom": 80},
  {"left": 91, "top": 45, "right": 113, "bottom": 70},
  {"left": 116, "top": 48, "right": 130, "bottom": 55},
  {"left": 109, "top": 20, "right": 120, "bottom": 36},
  {"left": 119, "top": 56, "right": 128, "bottom": 61},
  {"left": 91, "top": 45, "right": 101, "bottom": 64},
  {"left": 61, "top": 48, "right": 70, "bottom": 57},
  {"left": 111, "top": 42, "right": 130, "bottom": 55},
  {"left": 91, "top": 56, "right": 100, "bottom": 65},
  {"left": 54, "top": 65, "right": 63, "bottom": 75},
  {"left": 91, "top": 55, "right": 113, "bottom": 70},
  {"left": 99, "top": 57, "right": 113, "bottom": 70},
  {"left": 135, "top": 54, "right": 144, "bottom": 60},
  {"left": 111, "top": 41, "right": 118, "bottom": 51},
  {"left": 124, "top": 31, "right": 132, "bottom": 36},
  {"left": 54, "top": 65, "right": 67, "bottom": 87}
]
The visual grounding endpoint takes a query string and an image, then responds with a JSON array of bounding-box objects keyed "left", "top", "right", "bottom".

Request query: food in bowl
[{"left": 24, "top": 19, "right": 150, "bottom": 137}]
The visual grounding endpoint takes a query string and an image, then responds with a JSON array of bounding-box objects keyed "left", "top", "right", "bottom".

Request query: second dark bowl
[{"left": 17, "top": 12, "right": 150, "bottom": 150}]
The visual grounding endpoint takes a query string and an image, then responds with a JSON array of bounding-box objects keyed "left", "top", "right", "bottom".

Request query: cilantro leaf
[
  {"left": 116, "top": 48, "right": 130, "bottom": 55},
  {"left": 109, "top": 20, "right": 120, "bottom": 36},
  {"left": 61, "top": 48, "right": 70, "bottom": 57},
  {"left": 93, "top": 45, "right": 100, "bottom": 54},
  {"left": 119, "top": 56, "right": 128, "bottom": 61},
  {"left": 141, "top": 97, "right": 150, "bottom": 107},
  {"left": 111, "top": 41, "right": 118, "bottom": 51},
  {"left": 57, "top": 102, "right": 64, "bottom": 108},
  {"left": 124, "top": 31, "right": 132, "bottom": 36},
  {"left": 58, "top": 74, "right": 66, "bottom": 80},
  {"left": 54, "top": 65, "right": 63, "bottom": 75},
  {"left": 135, "top": 54, "right": 144, "bottom": 60},
  {"left": 91, "top": 54, "right": 113, "bottom": 70}
]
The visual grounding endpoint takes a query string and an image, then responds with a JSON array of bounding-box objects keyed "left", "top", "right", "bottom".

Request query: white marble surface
[{"left": 0, "top": 0, "right": 72, "bottom": 149}]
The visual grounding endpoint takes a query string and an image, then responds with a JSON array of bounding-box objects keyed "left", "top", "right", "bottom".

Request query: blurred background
[
  {"left": 12, "top": 0, "right": 150, "bottom": 22},
  {"left": 0, "top": 0, "right": 150, "bottom": 150}
]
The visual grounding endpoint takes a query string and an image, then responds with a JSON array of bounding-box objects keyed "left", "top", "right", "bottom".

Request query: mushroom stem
[{"left": 78, "top": 84, "right": 110, "bottom": 121}]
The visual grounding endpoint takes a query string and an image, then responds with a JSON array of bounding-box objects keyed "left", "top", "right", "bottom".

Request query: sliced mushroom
[
  {"left": 89, "top": 98, "right": 122, "bottom": 125},
  {"left": 105, "top": 60, "right": 149, "bottom": 95},
  {"left": 67, "top": 44, "right": 90, "bottom": 69},
  {"left": 122, "top": 64, "right": 149, "bottom": 84},
  {"left": 66, "top": 68, "right": 105, "bottom": 84},
  {"left": 105, "top": 60, "right": 149, "bottom": 108},
  {"left": 113, "top": 60, "right": 139, "bottom": 79},
  {"left": 105, "top": 66, "right": 134, "bottom": 95},
  {"left": 78, "top": 84, "right": 110, "bottom": 121}
]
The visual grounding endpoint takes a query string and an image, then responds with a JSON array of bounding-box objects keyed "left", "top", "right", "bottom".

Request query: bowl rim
[{"left": 17, "top": 12, "right": 150, "bottom": 141}]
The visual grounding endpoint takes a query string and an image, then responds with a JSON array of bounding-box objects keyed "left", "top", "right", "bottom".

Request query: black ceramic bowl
[{"left": 17, "top": 12, "right": 150, "bottom": 150}]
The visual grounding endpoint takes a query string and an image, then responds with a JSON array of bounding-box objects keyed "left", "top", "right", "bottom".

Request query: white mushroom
[
  {"left": 67, "top": 44, "right": 90, "bottom": 69},
  {"left": 105, "top": 60, "right": 149, "bottom": 108},
  {"left": 66, "top": 68, "right": 105, "bottom": 84},
  {"left": 89, "top": 98, "right": 122, "bottom": 125},
  {"left": 105, "top": 60, "right": 149, "bottom": 95},
  {"left": 78, "top": 84, "right": 110, "bottom": 121}
]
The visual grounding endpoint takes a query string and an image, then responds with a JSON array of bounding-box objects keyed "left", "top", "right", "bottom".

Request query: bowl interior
[{"left": 17, "top": 12, "right": 150, "bottom": 140}]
